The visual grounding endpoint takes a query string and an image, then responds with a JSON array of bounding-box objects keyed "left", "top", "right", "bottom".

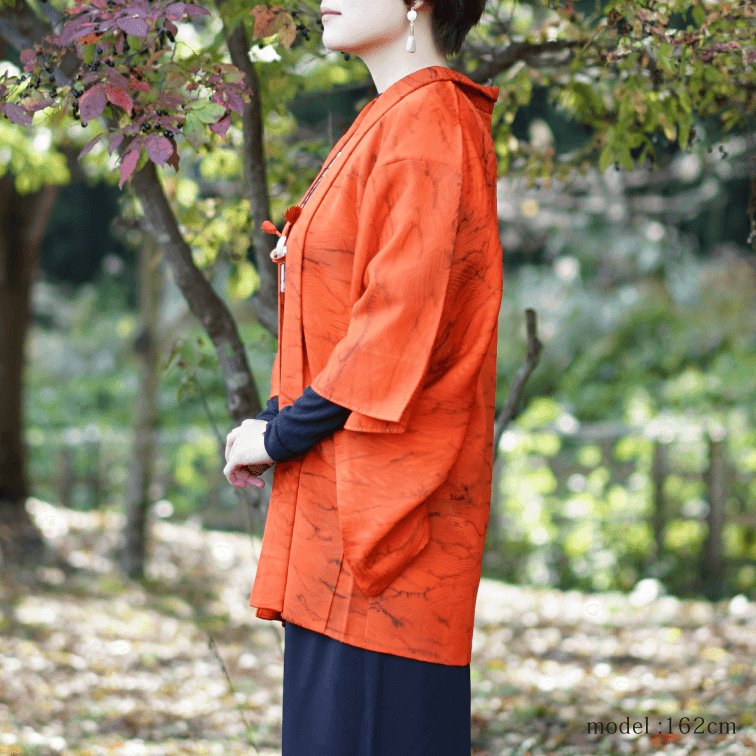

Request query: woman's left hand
[{"left": 224, "top": 419, "right": 276, "bottom": 488}]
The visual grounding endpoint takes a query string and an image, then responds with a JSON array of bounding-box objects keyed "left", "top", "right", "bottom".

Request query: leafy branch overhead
[
  {"left": 472, "top": 1, "right": 753, "bottom": 183},
  {"left": 0, "top": 0, "right": 299, "bottom": 188},
  {"left": 0, "top": 1, "right": 752, "bottom": 194}
]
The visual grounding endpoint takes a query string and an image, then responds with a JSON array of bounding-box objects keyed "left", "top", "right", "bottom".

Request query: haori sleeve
[{"left": 309, "top": 156, "right": 464, "bottom": 432}]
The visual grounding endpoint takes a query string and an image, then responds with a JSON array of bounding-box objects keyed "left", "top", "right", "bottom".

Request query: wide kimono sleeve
[
  {"left": 309, "top": 156, "right": 464, "bottom": 432},
  {"left": 310, "top": 153, "right": 468, "bottom": 597}
]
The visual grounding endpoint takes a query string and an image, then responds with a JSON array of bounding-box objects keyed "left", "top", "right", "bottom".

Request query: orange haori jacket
[{"left": 249, "top": 65, "right": 503, "bottom": 666}]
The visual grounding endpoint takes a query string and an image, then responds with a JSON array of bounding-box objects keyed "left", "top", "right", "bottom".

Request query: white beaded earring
[{"left": 406, "top": 3, "right": 418, "bottom": 53}]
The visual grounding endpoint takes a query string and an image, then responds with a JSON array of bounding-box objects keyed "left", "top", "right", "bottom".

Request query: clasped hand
[{"left": 224, "top": 418, "right": 276, "bottom": 489}]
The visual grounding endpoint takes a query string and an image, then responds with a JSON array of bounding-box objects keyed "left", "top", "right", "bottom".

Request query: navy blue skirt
[{"left": 282, "top": 621, "right": 471, "bottom": 755}]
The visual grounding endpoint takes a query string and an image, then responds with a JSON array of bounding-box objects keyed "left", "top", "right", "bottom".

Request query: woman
[{"left": 224, "top": 1, "right": 501, "bottom": 752}]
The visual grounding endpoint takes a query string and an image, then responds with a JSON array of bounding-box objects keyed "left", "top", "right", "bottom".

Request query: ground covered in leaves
[{"left": 0, "top": 499, "right": 753, "bottom": 755}]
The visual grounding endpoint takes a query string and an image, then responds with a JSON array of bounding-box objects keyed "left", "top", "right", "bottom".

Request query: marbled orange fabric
[{"left": 249, "top": 65, "right": 503, "bottom": 666}]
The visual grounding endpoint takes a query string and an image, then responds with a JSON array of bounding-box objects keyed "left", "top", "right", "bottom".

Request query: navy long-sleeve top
[{"left": 257, "top": 386, "right": 351, "bottom": 463}]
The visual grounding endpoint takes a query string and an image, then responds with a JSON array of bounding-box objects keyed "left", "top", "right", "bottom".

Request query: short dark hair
[{"left": 404, "top": 0, "right": 487, "bottom": 57}]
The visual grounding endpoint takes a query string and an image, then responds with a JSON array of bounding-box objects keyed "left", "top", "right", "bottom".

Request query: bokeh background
[{"left": 1, "top": 0, "right": 753, "bottom": 753}]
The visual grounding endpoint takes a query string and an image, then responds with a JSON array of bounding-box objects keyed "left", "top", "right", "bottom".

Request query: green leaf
[
  {"left": 658, "top": 112, "right": 677, "bottom": 142},
  {"left": 626, "top": 130, "right": 644, "bottom": 149},
  {"left": 678, "top": 118, "right": 690, "bottom": 150},
  {"left": 189, "top": 101, "right": 226, "bottom": 124},
  {"left": 182, "top": 112, "right": 205, "bottom": 149},
  {"left": 722, "top": 109, "right": 744, "bottom": 132},
  {"left": 617, "top": 145, "right": 633, "bottom": 171},
  {"left": 677, "top": 89, "right": 692, "bottom": 114},
  {"left": 599, "top": 143, "right": 613, "bottom": 174},
  {"left": 656, "top": 42, "right": 675, "bottom": 75}
]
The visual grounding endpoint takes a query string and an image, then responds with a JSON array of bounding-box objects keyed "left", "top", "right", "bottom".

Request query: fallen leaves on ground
[{"left": 0, "top": 499, "right": 753, "bottom": 755}]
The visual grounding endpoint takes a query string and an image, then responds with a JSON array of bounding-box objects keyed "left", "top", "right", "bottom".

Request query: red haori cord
[{"left": 262, "top": 207, "right": 304, "bottom": 292}]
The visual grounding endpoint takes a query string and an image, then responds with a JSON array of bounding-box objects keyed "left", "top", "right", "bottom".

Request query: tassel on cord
[
  {"left": 261, "top": 220, "right": 281, "bottom": 237},
  {"left": 262, "top": 208, "right": 303, "bottom": 292},
  {"left": 261, "top": 223, "right": 287, "bottom": 264},
  {"left": 284, "top": 205, "right": 302, "bottom": 224}
]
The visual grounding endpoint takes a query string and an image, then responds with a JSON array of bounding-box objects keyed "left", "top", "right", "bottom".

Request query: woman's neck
[{"left": 357, "top": 21, "right": 449, "bottom": 94}]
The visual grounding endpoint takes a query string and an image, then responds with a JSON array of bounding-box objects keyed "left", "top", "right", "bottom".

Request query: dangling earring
[{"left": 406, "top": 3, "right": 418, "bottom": 53}]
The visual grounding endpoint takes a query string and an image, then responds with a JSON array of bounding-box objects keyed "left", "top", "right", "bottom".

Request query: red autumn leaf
[
  {"left": 251, "top": 5, "right": 283, "bottom": 39},
  {"left": 209, "top": 114, "right": 231, "bottom": 137},
  {"left": 166, "top": 147, "right": 180, "bottom": 171},
  {"left": 119, "top": 148, "right": 140, "bottom": 189},
  {"left": 129, "top": 76, "right": 150, "bottom": 93},
  {"left": 79, "top": 133, "right": 104, "bottom": 159},
  {"left": 277, "top": 14, "right": 297, "bottom": 48},
  {"left": 224, "top": 89, "right": 245, "bottom": 114},
  {"left": 106, "top": 70, "right": 131, "bottom": 90},
  {"left": 21, "top": 95, "right": 54, "bottom": 113},
  {"left": 166, "top": 2, "right": 210, "bottom": 20},
  {"left": 108, "top": 132, "right": 124, "bottom": 156},
  {"left": 117, "top": 17, "right": 149, "bottom": 37},
  {"left": 105, "top": 84, "right": 133, "bottom": 115},
  {"left": 79, "top": 83, "right": 107, "bottom": 122},
  {"left": 165, "top": 2, "right": 186, "bottom": 20},
  {"left": 650, "top": 733, "right": 683, "bottom": 747},
  {"left": 2, "top": 103, "right": 32, "bottom": 126},
  {"left": 283, "top": 205, "right": 302, "bottom": 224},
  {"left": 19, "top": 49, "right": 37, "bottom": 72},
  {"left": 145, "top": 134, "right": 173, "bottom": 165},
  {"left": 58, "top": 20, "right": 99, "bottom": 46},
  {"left": 183, "top": 3, "right": 210, "bottom": 17},
  {"left": 79, "top": 32, "right": 103, "bottom": 45}
]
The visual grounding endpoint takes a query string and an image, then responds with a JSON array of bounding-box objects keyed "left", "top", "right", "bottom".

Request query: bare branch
[
  {"left": 131, "top": 162, "right": 262, "bottom": 421},
  {"left": 493, "top": 308, "right": 543, "bottom": 450},
  {"left": 466, "top": 39, "right": 583, "bottom": 84}
]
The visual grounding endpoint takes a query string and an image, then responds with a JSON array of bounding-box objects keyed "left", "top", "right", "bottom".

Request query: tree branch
[
  {"left": 466, "top": 39, "right": 583, "bottom": 84},
  {"left": 131, "top": 161, "right": 261, "bottom": 421},
  {"left": 493, "top": 308, "right": 543, "bottom": 450}
]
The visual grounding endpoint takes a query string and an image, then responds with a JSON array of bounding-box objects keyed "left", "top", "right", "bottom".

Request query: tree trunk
[
  {"left": 0, "top": 175, "right": 60, "bottom": 566},
  {"left": 120, "top": 238, "right": 163, "bottom": 579},
  {"left": 130, "top": 163, "right": 263, "bottom": 424}
]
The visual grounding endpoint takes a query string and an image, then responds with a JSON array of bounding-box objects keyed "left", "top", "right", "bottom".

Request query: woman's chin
[
  {"left": 321, "top": 31, "right": 363, "bottom": 55},
  {"left": 322, "top": 36, "right": 345, "bottom": 53}
]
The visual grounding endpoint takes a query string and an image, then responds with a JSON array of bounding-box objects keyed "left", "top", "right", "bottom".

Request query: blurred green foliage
[
  {"left": 24, "top": 221, "right": 755, "bottom": 598},
  {"left": 492, "top": 398, "right": 754, "bottom": 598},
  {"left": 5, "top": 0, "right": 752, "bottom": 599}
]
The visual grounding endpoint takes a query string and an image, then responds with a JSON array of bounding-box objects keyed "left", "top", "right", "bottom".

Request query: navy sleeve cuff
[{"left": 263, "top": 386, "right": 351, "bottom": 463}]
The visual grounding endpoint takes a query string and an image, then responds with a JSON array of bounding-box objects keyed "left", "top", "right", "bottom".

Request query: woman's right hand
[
  {"left": 225, "top": 419, "right": 275, "bottom": 488},
  {"left": 230, "top": 463, "right": 272, "bottom": 489}
]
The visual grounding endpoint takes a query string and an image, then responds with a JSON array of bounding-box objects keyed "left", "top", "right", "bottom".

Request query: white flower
[{"left": 248, "top": 44, "right": 282, "bottom": 63}]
